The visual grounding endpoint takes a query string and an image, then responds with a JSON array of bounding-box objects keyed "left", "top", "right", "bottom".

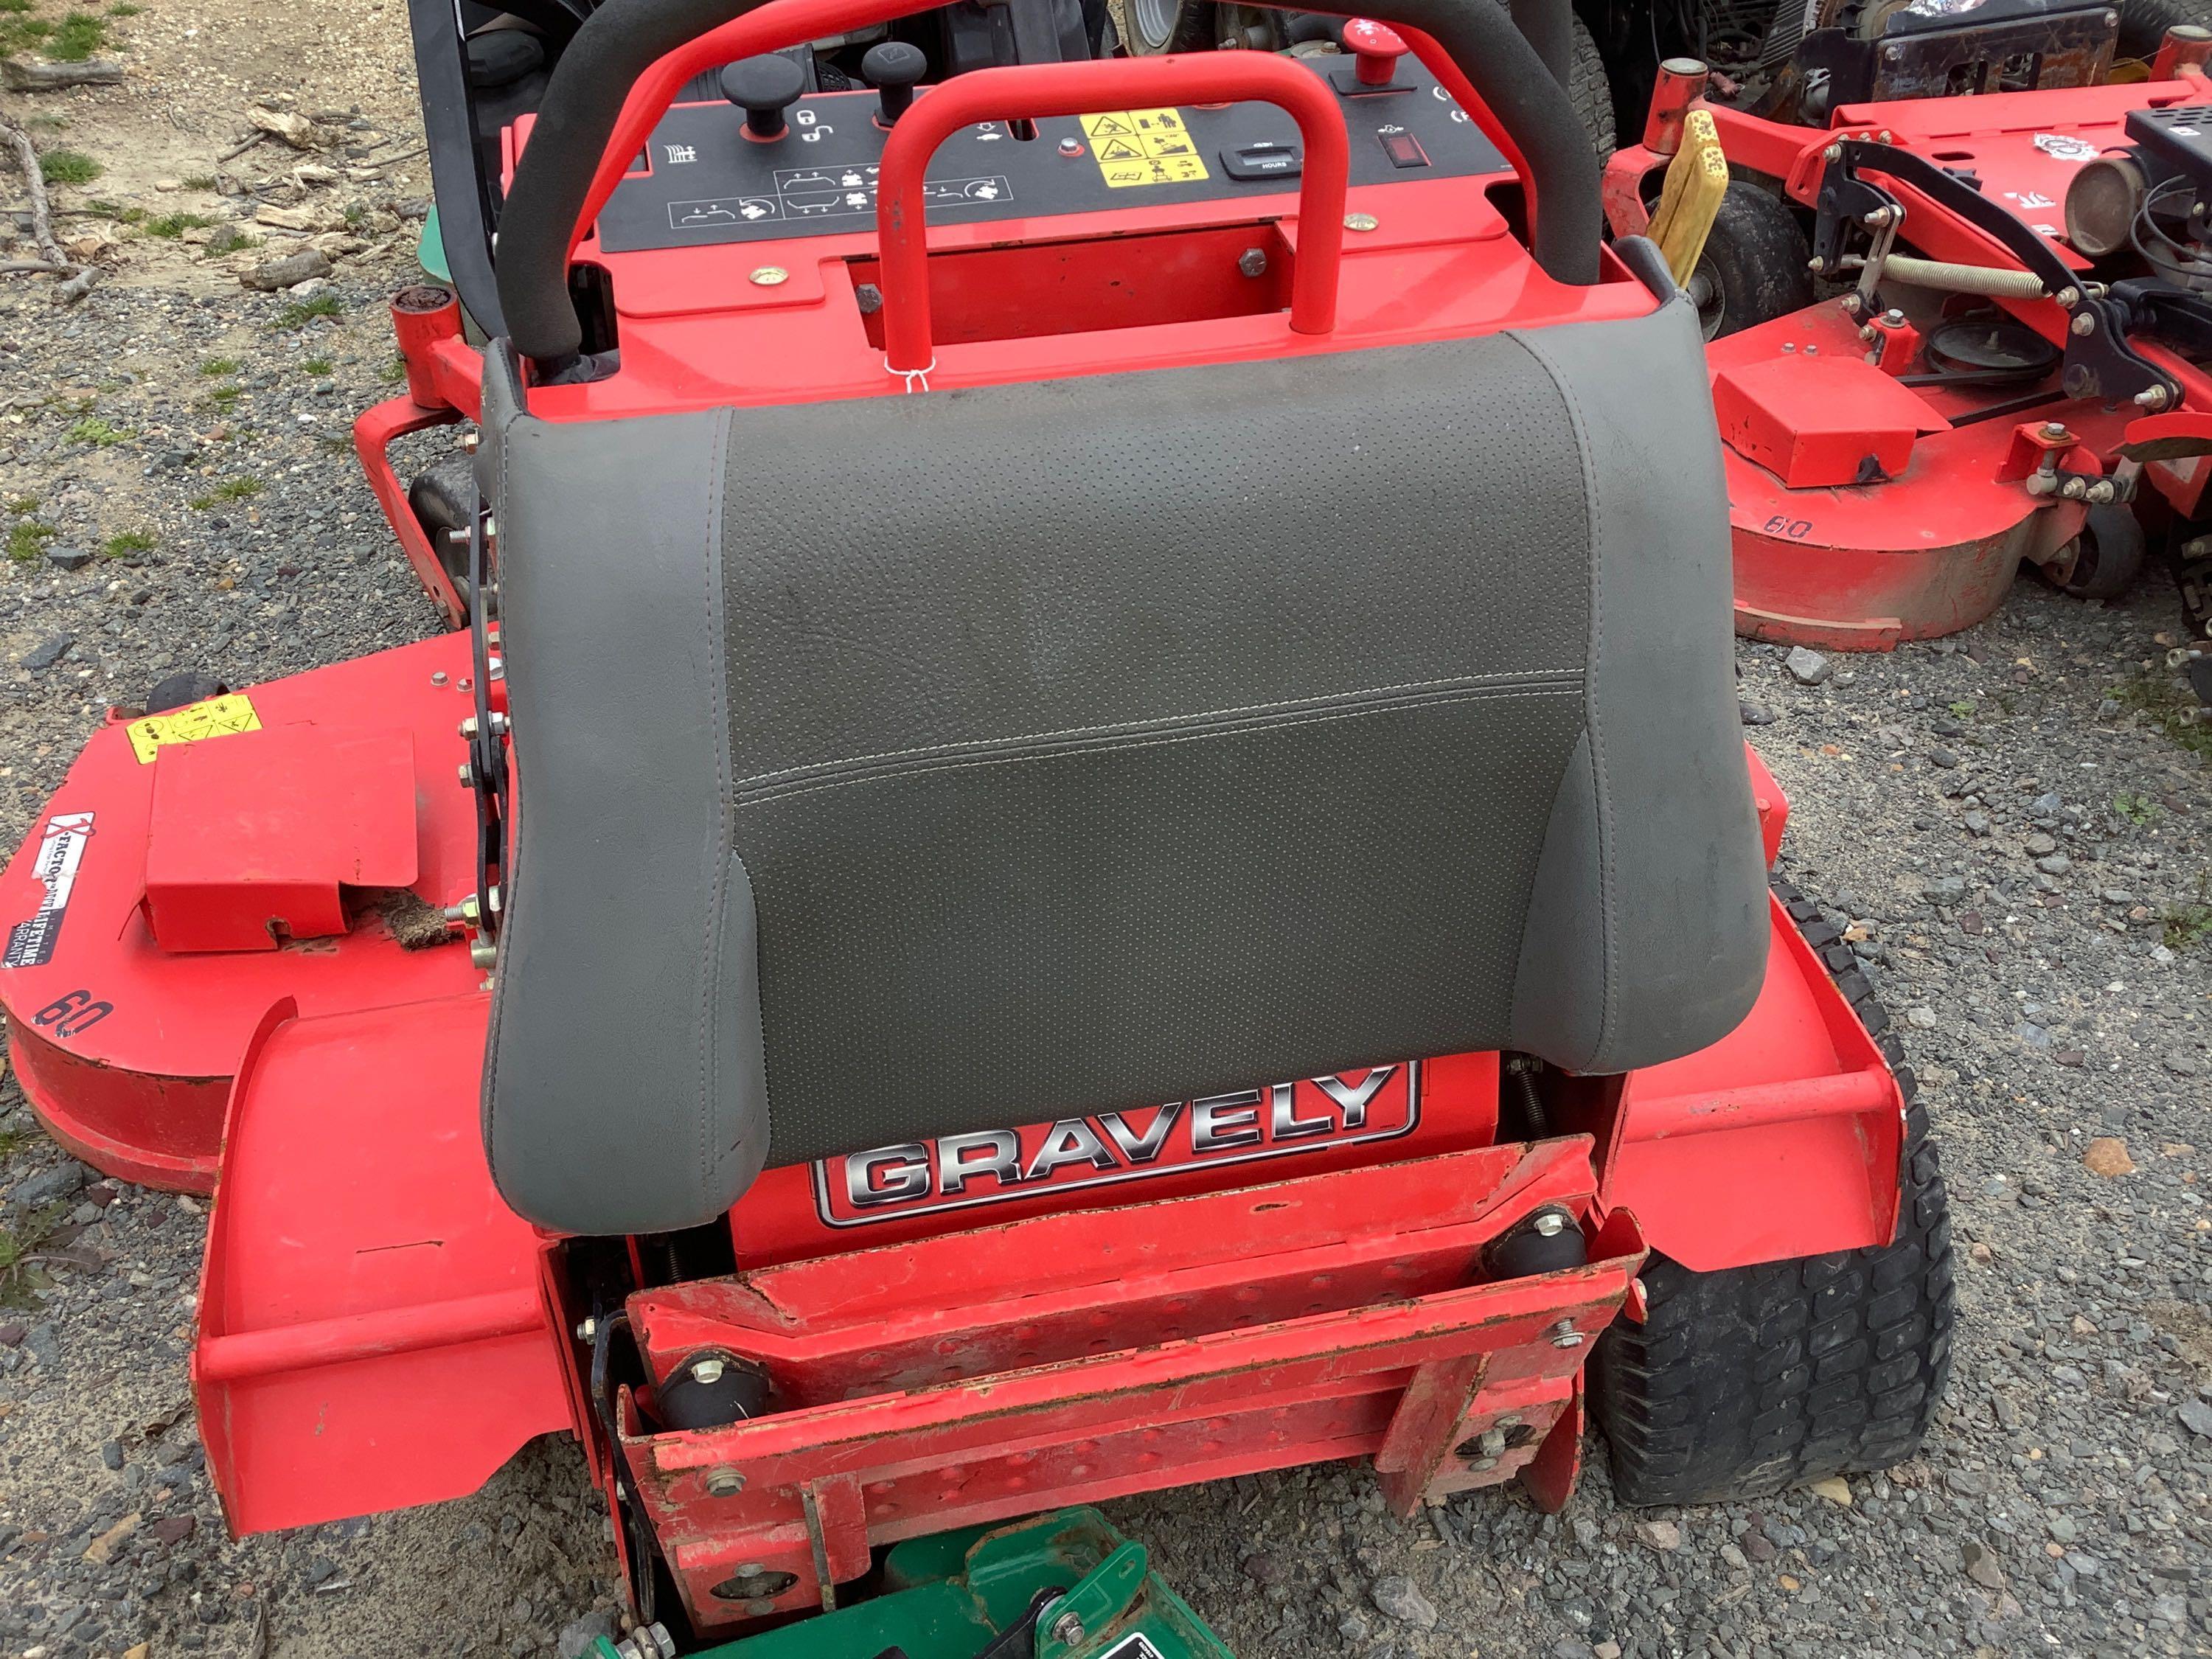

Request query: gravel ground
[{"left": 1, "top": 5, "right": 2211, "bottom": 1658}]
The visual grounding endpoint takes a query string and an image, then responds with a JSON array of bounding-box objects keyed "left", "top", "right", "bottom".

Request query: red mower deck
[{"left": 1607, "top": 74, "right": 2212, "bottom": 648}]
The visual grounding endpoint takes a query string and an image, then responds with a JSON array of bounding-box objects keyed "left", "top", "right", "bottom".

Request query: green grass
[
  {"left": 2114, "top": 791, "right": 2163, "bottom": 827},
  {"left": 198, "top": 356, "right": 240, "bottom": 377},
  {"left": 142, "top": 211, "right": 215, "bottom": 239},
  {"left": 206, "top": 384, "right": 241, "bottom": 407},
  {"left": 102, "top": 529, "right": 153, "bottom": 557},
  {"left": 0, "top": 13, "right": 52, "bottom": 50},
  {"left": 6, "top": 521, "right": 57, "bottom": 563},
  {"left": 0, "top": 0, "right": 38, "bottom": 14},
  {"left": 204, "top": 224, "right": 254, "bottom": 255},
  {"left": 274, "top": 293, "right": 344, "bottom": 327},
  {"left": 376, "top": 356, "right": 408, "bottom": 386},
  {"left": 0, "top": 1203, "right": 68, "bottom": 1308},
  {"left": 36, "top": 149, "right": 100, "bottom": 187},
  {"left": 189, "top": 476, "right": 262, "bottom": 509},
  {"left": 300, "top": 357, "right": 334, "bottom": 378},
  {"left": 45, "top": 9, "right": 109, "bottom": 59},
  {"left": 181, "top": 172, "right": 217, "bottom": 190},
  {"left": 2112, "top": 669, "right": 2212, "bottom": 761},
  {"left": 108, "top": 1, "right": 142, "bottom": 13},
  {"left": 1947, "top": 700, "right": 1976, "bottom": 718},
  {"left": 63, "top": 416, "right": 128, "bottom": 448},
  {"left": 2166, "top": 898, "right": 2212, "bottom": 952}
]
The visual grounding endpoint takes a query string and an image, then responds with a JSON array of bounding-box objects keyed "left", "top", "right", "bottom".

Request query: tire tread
[{"left": 1587, "top": 875, "right": 1956, "bottom": 1506}]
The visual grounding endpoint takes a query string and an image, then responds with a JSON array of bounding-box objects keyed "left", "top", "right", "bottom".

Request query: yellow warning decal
[
  {"left": 127, "top": 693, "right": 262, "bottom": 765},
  {"left": 1079, "top": 108, "right": 1209, "bottom": 187}
]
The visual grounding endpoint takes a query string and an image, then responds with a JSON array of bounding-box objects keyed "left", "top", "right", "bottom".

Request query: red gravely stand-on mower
[
  {"left": 0, "top": 0, "right": 1958, "bottom": 1649},
  {"left": 1604, "top": 35, "right": 2212, "bottom": 679}
]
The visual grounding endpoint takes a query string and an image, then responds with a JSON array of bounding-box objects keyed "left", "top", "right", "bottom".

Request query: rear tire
[
  {"left": 1587, "top": 877, "right": 1956, "bottom": 1506},
  {"left": 2119, "top": 0, "right": 2212, "bottom": 59},
  {"left": 2056, "top": 503, "right": 2146, "bottom": 601},
  {"left": 1568, "top": 15, "right": 1615, "bottom": 161},
  {"left": 407, "top": 461, "right": 477, "bottom": 613},
  {"left": 1106, "top": 0, "right": 1211, "bottom": 53},
  {"left": 1687, "top": 182, "right": 1814, "bottom": 341}
]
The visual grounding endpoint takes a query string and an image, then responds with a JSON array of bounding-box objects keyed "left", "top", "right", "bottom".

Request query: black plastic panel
[{"left": 591, "top": 59, "right": 1505, "bottom": 253}]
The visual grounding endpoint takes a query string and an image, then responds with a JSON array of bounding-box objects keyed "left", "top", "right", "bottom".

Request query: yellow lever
[{"left": 1646, "top": 108, "right": 1730, "bottom": 288}]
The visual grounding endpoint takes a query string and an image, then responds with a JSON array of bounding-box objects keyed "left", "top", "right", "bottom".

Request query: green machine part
[
  {"left": 417, "top": 204, "right": 451, "bottom": 285},
  {"left": 596, "top": 1509, "right": 1234, "bottom": 1659}
]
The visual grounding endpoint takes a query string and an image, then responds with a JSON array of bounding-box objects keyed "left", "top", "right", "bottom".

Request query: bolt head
[
  {"left": 1048, "top": 1611, "right": 1085, "bottom": 1645},
  {"left": 1882, "top": 307, "right": 1905, "bottom": 324},
  {"left": 1344, "top": 212, "right": 1380, "bottom": 232},
  {"left": 1823, "top": 144, "right": 1843, "bottom": 161},
  {"left": 1237, "top": 246, "right": 1268, "bottom": 278},
  {"left": 469, "top": 938, "right": 498, "bottom": 970},
  {"left": 458, "top": 431, "right": 479, "bottom": 453},
  {"left": 691, "top": 1357, "right": 726, "bottom": 1385},
  {"left": 2043, "top": 421, "right": 2069, "bottom": 437},
  {"left": 704, "top": 1466, "right": 745, "bottom": 1498},
  {"left": 748, "top": 265, "right": 790, "bottom": 288},
  {"left": 1548, "top": 1318, "right": 1585, "bottom": 1350},
  {"left": 2136, "top": 385, "right": 2171, "bottom": 409},
  {"left": 456, "top": 760, "right": 476, "bottom": 789},
  {"left": 2071, "top": 313, "right": 2096, "bottom": 335},
  {"left": 1533, "top": 1211, "right": 1566, "bottom": 1237},
  {"left": 1806, "top": 257, "right": 1826, "bottom": 274},
  {"left": 2062, "top": 477, "right": 2087, "bottom": 499}
]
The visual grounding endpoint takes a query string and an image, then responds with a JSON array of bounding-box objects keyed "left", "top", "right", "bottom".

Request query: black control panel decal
[{"left": 591, "top": 60, "right": 1505, "bottom": 253}]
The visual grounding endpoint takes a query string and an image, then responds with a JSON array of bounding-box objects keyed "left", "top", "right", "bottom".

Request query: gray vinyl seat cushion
[{"left": 475, "top": 291, "right": 1770, "bottom": 1237}]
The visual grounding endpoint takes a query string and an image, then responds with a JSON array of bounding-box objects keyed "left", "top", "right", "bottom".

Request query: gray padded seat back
[{"left": 476, "top": 292, "right": 1770, "bottom": 1237}]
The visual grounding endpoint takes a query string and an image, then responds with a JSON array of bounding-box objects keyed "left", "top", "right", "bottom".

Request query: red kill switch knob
[{"left": 1343, "top": 18, "right": 1408, "bottom": 86}]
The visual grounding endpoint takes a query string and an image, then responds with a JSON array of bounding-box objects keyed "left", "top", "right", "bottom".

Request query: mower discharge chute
[
  {"left": 0, "top": 0, "right": 1955, "bottom": 1644},
  {"left": 1607, "top": 35, "right": 2212, "bottom": 675}
]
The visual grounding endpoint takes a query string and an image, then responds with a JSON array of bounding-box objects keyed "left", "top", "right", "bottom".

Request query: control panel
[{"left": 590, "top": 35, "right": 1506, "bottom": 254}]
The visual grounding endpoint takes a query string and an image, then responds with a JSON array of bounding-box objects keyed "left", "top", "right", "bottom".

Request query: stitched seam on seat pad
[
  {"left": 731, "top": 667, "right": 1582, "bottom": 792},
  {"left": 1504, "top": 328, "right": 1617, "bottom": 1064},
  {"left": 737, "top": 679, "right": 1583, "bottom": 810},
  {"left": 695, "top": 412, "right": 735, "bottom": 1217}
]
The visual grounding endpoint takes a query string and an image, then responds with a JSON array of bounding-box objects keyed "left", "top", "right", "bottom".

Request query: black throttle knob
[
  {"left": 720, "top": 53, "right": 807, "bottom": 141},
  {"left": 863, "top": 41, "right": 927, "bottom": 129}
]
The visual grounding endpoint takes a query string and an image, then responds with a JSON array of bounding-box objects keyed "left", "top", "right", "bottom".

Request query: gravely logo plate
[{"left": 812, "top": 1062, "right": 1419, "bottom": 1228}]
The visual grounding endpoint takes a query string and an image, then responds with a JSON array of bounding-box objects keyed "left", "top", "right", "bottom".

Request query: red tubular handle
[
  {"left": 875, "top": 55, "right": 1349, "bottom": 375},
  {"left": 562, "top": 1, "right": 1527, "bottom": 286}
]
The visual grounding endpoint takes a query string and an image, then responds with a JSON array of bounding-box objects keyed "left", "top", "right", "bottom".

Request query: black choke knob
[
  {"left": 720, "top": 53, "right": 807, "bottom": 141},
  {"left": 863, "top": 41, "right": 927, "bottom": 128}
]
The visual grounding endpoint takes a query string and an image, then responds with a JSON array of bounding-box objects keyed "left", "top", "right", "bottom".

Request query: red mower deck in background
[
  {"left": 1, "top": 0, "right": 1958, "bottom": 1646},
  {"left": 1607, "top": 49, "right": 2212, "bottom": 669}
]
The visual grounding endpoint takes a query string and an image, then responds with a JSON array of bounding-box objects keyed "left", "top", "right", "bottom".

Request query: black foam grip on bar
[{"left": 495, "top": 0, "right": 1601, "bottom": 365}]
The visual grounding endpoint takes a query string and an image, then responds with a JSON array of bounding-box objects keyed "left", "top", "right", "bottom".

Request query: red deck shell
[
  {"left": 1604, "top": 77, "right": 2211, "bottom": 648},
  {"left": 0, "top": 633, "right": 486, "bottom": 1191}
]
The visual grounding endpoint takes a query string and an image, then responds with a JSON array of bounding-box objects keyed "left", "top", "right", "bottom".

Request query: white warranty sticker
[
  {"left": 3, "top": 811, "right": 94, "bottom": 968},
  {"left": 2033, "top": 133, "right": 2099, "bottom": 162}
]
